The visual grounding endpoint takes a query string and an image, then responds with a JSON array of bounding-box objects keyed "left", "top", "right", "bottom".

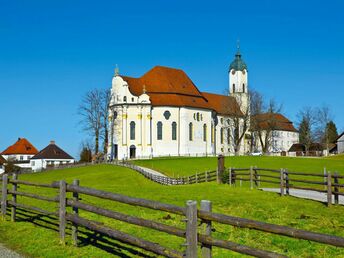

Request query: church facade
[{"left": 107, "top": 49, "right": 250, "bottom": 160}]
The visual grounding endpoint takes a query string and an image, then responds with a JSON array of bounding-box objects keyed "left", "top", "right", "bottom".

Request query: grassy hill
[
  {"left": 133, "top": 155, "right": 344, "bottom": 177},
  {"left": 0, "top": 164, "right": 343, "bottom": 257}
]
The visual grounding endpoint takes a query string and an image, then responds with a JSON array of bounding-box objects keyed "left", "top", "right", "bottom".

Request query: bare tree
[
  {"left": 100, "top": 89, "right": 112, "bottom": 155},
  {"left": 250, "top": 92, "right": 283, "bottom": 154},
  {"left": 314, "top": 105, "right": 333, "bottom": 155},
  {"left": 78, "top": 89, "right": 103, "bottom": 154}
]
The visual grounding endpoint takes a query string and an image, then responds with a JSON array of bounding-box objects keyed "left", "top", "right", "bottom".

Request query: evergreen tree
[
  {"left": 299, "top": 117, "right": 312, "bottom": 153},
  {"left": 325, "top": 121, "right": 338, "bottom": 144}
]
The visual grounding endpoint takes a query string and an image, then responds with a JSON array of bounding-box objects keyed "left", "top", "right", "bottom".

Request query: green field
[
  {"left": 0, "top": 163, "right": 343, "bottom": 257},
  {"left": 133, "top": 155, "right": 344, "bottom": 177}
]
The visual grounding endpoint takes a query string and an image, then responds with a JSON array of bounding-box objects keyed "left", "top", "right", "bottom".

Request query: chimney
[{"left": 50, "top": 140, "right": 55, "bottom": 145}]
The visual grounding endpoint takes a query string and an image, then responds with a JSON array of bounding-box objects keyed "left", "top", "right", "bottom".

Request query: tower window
[
  {"left": 243, "top": 84, "right": 245, "bottom": 93},
  {"left": 233, "top": 84, "right": 235, "bottom": 92}
]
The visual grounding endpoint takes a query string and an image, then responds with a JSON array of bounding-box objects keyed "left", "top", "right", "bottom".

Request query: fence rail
[{"left": 1, "top": 173, "right": 344, "bottom": 257}]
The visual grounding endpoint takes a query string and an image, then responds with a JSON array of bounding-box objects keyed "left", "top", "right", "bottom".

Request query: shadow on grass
[{"left": 9, "top": 208, "right": 155, "bottom": 257}]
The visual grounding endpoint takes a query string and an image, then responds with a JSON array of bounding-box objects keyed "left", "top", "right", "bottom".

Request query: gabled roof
[
  {"left": 31, "top": 141, "right": 74, "bottom": 160},
  {"left": 288, "top": 143, "right": 324, "bottom": 152},
  {"left": 336, "top": 132, "right": 344, "bottom": 141},
  {"left": 251, "top": 113, "right": 298, "bottom": 132},
  {"left": 121, "top": 66, "right": 211, "bottom": 110},
  {"left": 0, "top": 155, "right": 6, "bottom": 165},
  {"left": 202, "top": 92, "right": 243, "bottom": 116},
  {"left": 1, "top": 138, "right": 38, "bottom": 155}
]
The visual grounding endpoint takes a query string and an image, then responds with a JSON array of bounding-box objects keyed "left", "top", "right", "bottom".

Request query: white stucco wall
[
  {"left": 31, "top": 159, "right": 75, "bottom": 172},
  {"left": 253, "top": 130, "right": 299, "bottom": 153}
]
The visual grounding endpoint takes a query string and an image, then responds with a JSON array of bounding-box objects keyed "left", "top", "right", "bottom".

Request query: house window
[
  {"left": 130, "top": 121, "right": 135, "bottom": 140},
  {"left": 189, "top": 122, "right": 193, "bottom": 141},
  {"left": 203, "top": 124, "right": 207, "bottom": 141},
  {"left": 172, "top": 122, "right": 177, "bottom": 140},
  {"left": 220, "top": 128, "right": 224, "bottom": 144},
  {"left": 157, "top": 122, "right": 163, "bottom": 140},
  {"left": 20, "top": 156, "right": 23, "bottom": 161}
]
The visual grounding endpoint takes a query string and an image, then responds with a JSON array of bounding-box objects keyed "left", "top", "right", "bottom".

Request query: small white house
[
  {"left": 1, "top": 138, "right": 39, "bottom": 168},
  {"left": 337, "top": 132, "right": 344, "bottom": 154},
  {"left": 30, "top": 141, "right": 75, "bottom": 172}
]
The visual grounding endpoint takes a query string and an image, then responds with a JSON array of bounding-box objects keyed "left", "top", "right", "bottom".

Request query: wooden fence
[
  {"left": 118, "top": 162, "right": 343, "bottom": 206},
  {"left": 1, "top": 173, "right": 344, "bottom": 257}
]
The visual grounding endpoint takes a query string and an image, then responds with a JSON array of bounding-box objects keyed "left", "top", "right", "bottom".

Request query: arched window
[
  {"left": 227, "top": 128, "right": 231, "bottom": 144},
  {"left": 123, "top": 96, "right": 127, "bottom": 102},
  {"left": 220, "top": 128, "right": 224, "bottom": 144},
  {"left": 189, "top": 122, "right": 193, "bottom": 141},
  {"left": 211, "top": 124, "right": 214, "bottom": 143},
  {"left": 157, "top": 122, "right": 163, "bottom": 140},
  {"left": 130, "top": 121, "right": 135, "bottom": 140},
  {"left": 172, "top": 122, "right": 177, "bottom": 140},
  {"left": 243, "top": 83, "right": 245, "bottom": 93},
  {"left": 232, "top": 84, "right": 235, "bottom": 92},
  {"left": 203, "top": 124, "right": 207, "bottom": 142}
]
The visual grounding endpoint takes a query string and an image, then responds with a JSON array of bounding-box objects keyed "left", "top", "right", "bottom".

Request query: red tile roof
[
  {"left": 121, "top": 66, "right": 242, "bottom": 115},
  {"left": 1, "top": 138, "right": 38, "bottom": 155},
  {"left": 252, "top": 113, "right": 298, "bottom": 132}
]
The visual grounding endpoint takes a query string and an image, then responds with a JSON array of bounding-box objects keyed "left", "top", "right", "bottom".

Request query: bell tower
[{"left": 229, "top": 42, "right": 249, "bottom": 114}]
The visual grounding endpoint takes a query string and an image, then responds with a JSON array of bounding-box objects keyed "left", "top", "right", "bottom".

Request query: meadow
[{"left": 0, "top": 160, "right": 343, "bottom": 257}]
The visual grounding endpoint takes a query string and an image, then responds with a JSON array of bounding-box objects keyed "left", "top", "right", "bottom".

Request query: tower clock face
[
  {"left": 231, "top": 70, "right": 235, "bottom": 75},
  {"left": 242, "top": 70, "right": 246, "bottom": 75}
]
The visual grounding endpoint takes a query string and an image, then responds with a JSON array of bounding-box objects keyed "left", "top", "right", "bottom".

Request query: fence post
[
  {"left": 285, "top": 169, "right": 289, "bottom": 195},
  {"left": 250, "top": 166, "right": 253, "bottom": 190},
  {"left": 59, "top": 180, "right": 67, "bottom": 245},
  {"left": 334, "top": 172, "right": 339, "bottom": 205},
  {"left": 1, "top": 174, "right": 8, "bottom": 220},
  {"left": 201, "top": 200, "right": 212, "bottom": 258},
  {"left": 254, "top": 166, "right": 258, "bottom": 188},
  {"left": 11, "top": 173, "right": 18, "bottom": 222},
  {"left": 205, "top": 171, "right": 208, "bottom": 182},
  {"left": 196, "top": 173, "right": 198, "bottom": 184},
  {"left": 280, "top": 169, "right": 284, "bottom": 196},
  {"left": 217, "top": 155, "right": 224, "bottom": 184},
  {"left": 185, "top": 200, "right": 198, "bottom": 258},
  {"left": 229, "top": 168, "right": 232, "bottom": 187},
  {"left": 72, "top": 179, "right": 79, "bottom": 246},
  {"left": 327, "top": 172, "right": 332, "bottom": 207}
]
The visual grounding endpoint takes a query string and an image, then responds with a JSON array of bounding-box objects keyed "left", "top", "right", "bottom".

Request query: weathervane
[{"left": 237, "top": 39, "right": 240, "bottom": 51}]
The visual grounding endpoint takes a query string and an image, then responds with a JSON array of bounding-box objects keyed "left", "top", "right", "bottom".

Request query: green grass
[
  {"left": 0, "top": 164, "right": 343, "bottom": 257},
  {"left": 133, "top": 155, "right": 344, "bottom": 177}
]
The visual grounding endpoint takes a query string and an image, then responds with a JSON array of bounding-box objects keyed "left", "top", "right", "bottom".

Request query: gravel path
[
  {"left": 261, "top": 188, "right": 344, "bottom": 205},
  {"left": 136, "top": 166, "right": 167, "bottom": 177},
  {"left": 0, "top": 243, "right": 23, "bottom": 258}
]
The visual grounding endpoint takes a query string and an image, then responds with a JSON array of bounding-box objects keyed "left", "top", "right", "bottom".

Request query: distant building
[
  {"left": 337, "top": 132, "right": 344, "bottom": 154},
  {"left": 0, "top": 138, "right": 38, "bottom": 168},
  {"left": 0, "top": 155, "right": 5, "bottom": 174},
  {"left": 30, "top": 141, "right": 75, "bottom": 172},
  {"left": 288, "top": 143, "right": 324, "bottom": 157},
  {"left": 251, "top": 113, "right": 299, "bottom": 155}
]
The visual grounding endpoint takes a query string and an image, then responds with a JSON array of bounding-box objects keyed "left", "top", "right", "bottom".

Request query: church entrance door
[{"left": 129, "top": 145, "right": 136, "bottom": 159}]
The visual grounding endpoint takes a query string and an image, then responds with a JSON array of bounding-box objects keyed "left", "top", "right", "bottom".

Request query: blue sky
[{"left": 1, "top": 0, "right": 343, "bottom": 158}]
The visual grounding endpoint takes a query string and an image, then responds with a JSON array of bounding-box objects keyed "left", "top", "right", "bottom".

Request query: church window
[
  {"left": 130, "top": 121, "right": 135, "bottom": 140},
  {"left": 220, "top": 118, "right": 223, "bottom": 124},
  {"left": 233, "top": 84, "right": 235, "bottom": 92},
  {"left": 227, "top": 128, "right": 231, "bottom": 144},
  {"left": 211, "top": 124, "right": 214, "bottom": 143},
  {"left": 197, "top": 113, "right": 200, "bottom": 121},
  {"left": 123, "top": 96, "right": 127, "bottom": 102},
  {"left": 164, "top": 111, "right": 171, "bottom": 120},
  {"left": 189, "top": 122, "right": 193, "bottom": 141},
  {"left": 203, "top": 124, "right": 207, "bottom": 141},
  {"left": 172, "top": 122, "right": 177, "bottom": 140},
  {"left": 131, "top": 97, "right": 134, "bottom": 102},
  {"left": 157, "top": 122, "right": 163, "bottom": 140},
  {"left": 220, "top": 128, "right": 224, "bottom": 144}
]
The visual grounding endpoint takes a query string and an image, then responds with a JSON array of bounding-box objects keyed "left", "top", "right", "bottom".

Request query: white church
[{"left": 107, "top": 48, "right": 298, "bottom": 160}]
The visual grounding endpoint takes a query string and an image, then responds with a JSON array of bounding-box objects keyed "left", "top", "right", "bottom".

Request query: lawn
[
  {"left": 0, "top": 164, "right": 343, "bottom": 257},
  {"left": 132, "top": 155, "right": 344, "bottom": 177}
]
